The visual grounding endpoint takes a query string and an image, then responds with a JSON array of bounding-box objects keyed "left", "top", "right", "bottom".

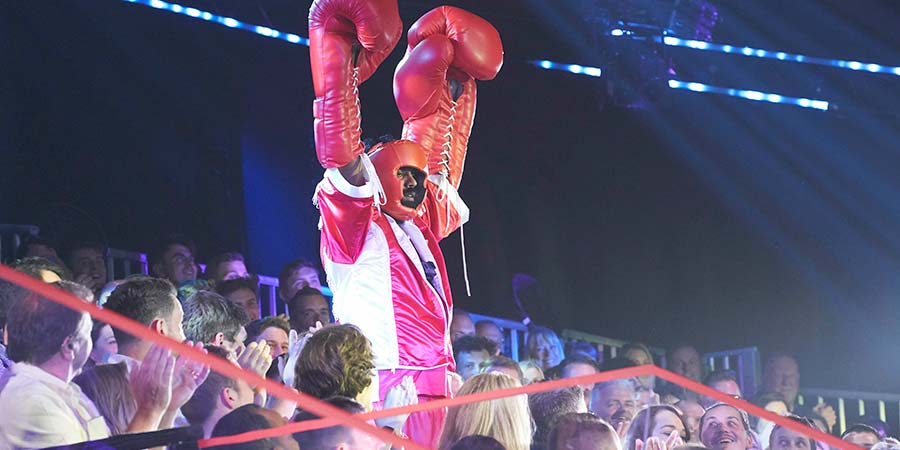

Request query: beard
[{"left": 400, "top": 186, "right": 425, "bottom": 208}]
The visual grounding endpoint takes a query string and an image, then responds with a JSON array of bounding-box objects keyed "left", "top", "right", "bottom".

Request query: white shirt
[{"left": 0, "top": 363, "right": 110, "bottom": 449}]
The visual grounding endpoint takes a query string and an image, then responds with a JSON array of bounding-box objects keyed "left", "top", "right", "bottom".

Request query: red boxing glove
[
  {"left": 309, "top": 0, "right": 402, "bottom": 168},
  {"left": 393, "top": 6, "right": 503, "bottom": 188}
]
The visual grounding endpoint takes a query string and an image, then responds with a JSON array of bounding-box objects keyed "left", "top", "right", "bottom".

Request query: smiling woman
[{"left": 624, "top": 405, "right": 690, "bottom": 450}]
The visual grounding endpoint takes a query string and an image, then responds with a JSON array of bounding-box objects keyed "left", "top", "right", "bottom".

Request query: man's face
[
  {"left": 163, "top": 294, "right": 187, "bottom": 343},
  {"left": 700, "top": 405, "right": 751, "bottom": 450},
  {"left": 291, "top": 294, "right": 330, "bottom": 331},
  {"left": 456, "top": 350, "right": 490, "bottom": 381},
  {"left": 770, "top": 427, "right": 812, "bottom": 450},
  {"left": 215, "top": 260, "right": 248, "bottom": 283},
  {"left": 591, "top": 382, "right": 637, "bottom": 430},
  {"left": 764, "top": 356, "right": 800, "bottom": 407},
  {"left": 281, "top": 267, "right": 322, "bottom": 301},
  {"left": 397, "top": 167, "right": 426, "bottom": 209},
  {"left": 69, "top": 247, "right": 107, "bottom": 292},
  {"left": 257, "top": 326, "right": 289, "bottom": 359},
  {"left": 476, "top": 322, "right": 504, "bottom": 353},
  {"left": 562, "top": 362, "right": 598, "bottom": 409},
  {"left": 69, "top": 313, "right": 94, "bottom": 375},
  {"left": 157, "top": 244, "right": 197, "bottom": 285},
  {"left": 225, "top": 287, "right": 259, "bottom": 322},
  {"left": 676, "top": 399, "right": 705, "bottom": 441},
  {"left": 671, "top": 346, "right": 703, "bottom": 382},
  {"left": 843, "top": 432, "right": 880, "bottom": 449},
  {"left": 450, "top": 313, "right": 475, "bottom": 342}
]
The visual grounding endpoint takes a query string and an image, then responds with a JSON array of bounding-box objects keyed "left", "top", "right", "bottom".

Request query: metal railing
[
  {"left": 258, "top": 274, "right": 280, "bottom": 317},
  {"left": 798, "top": 388, "right": 900, "bottom": 436},
  {"left": 702, "top": 347, "right": 762, "bottom": 398},
  {"left": 106, "top": 248, "right": 149, "bottom": 280},
  {"left": 561, "top": 329, "right": 667, "bottom": 366},
  {"left": 0, "top": 224, "right": 40, "bottom": 264},
  {"left": 468, "top": 313, "right": 528, "bottom": 361}
]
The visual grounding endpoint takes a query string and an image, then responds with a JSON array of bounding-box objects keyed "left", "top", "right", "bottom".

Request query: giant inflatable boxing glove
[
  {"left": 309, "top": 0, "right": 402, "bottom": 168},
  {"left": 393, "top": 6, "right": 503, "bottom": 188}
]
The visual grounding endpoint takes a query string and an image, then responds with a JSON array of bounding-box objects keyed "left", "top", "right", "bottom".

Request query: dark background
[{"left": 2, "top": 1, "right": 900, "bottom": 393}]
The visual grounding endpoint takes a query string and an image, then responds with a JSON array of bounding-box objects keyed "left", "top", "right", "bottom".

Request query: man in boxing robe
[{"left": 307, "top": 0, "right": 502, "bottom": 444}]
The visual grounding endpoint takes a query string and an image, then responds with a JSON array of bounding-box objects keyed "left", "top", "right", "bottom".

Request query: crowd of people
[{"left": 0, "top": 234, "right": 897, "bottom": 450}]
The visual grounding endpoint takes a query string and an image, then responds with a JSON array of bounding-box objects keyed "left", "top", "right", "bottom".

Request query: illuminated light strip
[
  {"left": 610, "top": 30, "right": 900, "bottom": 77},
  {"left": 668, "top": 79, "right": 830, "bottom": 111},
  {"left": 530, "top": 60, "right": 603, "bottom": 77},
  {"left": 122, "top": 0, "right": 309, "bottom": 46}
]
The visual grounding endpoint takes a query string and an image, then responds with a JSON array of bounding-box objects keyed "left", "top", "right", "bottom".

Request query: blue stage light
[
  {"left": 529, "top": 60, "right": 603, "bottom": 78},
  {"left": 668, "top": 80, "right": 829, "bottom": 111},
  {"left": 121, "top": 0, "right": 310, "bottom": 46}
]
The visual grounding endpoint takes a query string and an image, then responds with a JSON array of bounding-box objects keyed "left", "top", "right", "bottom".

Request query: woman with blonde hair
[{"left": 438, "top": 372, "right": 533, "bottom": 450}]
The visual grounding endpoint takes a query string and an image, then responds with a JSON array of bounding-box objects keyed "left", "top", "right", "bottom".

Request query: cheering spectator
[
  {"left": 548, "top": 413, "right": 621, "bottom": 450},
  {"left": 622, "top": 342, "right": 657, "bottom": 406},
  {"left": 675, "top": 399, "right": 705, "bottom": 443},
  {"left": 182, "top": 346, "right": 256, "bottom": 438},
  {"left": 104, "top": 277, "right": 186, "bottom": 367},
  {"left": 476, "top": 319, "right": 504, "bottom": 355},
  {"left": 87, "top": 321, "right": 118, "bottom": 366},
  {"left": 207, "top": 251, "right": 250, "bottom": 284},
  {"left": 72, "top": 362, "right": 135, "bottom": 435},
  {"left": 438, "top": 372, "right": 533, "bottom": 450},
  {"left": 453, "top": 334, "right": 497, "bottom": 381},
  {"left": 842, "top": 424, "right": 881, "bottom": 449},
  {"left": 64, "top": 241, "right": 108, "bottom": 294},
  {"left": 557, "top": 354, "right": 601, "bottom": 409},
  {"left": 518, "top": 359, "right": 545, "bottom": 385},
  {"left": 451, "top": 309, "right": 477, "bottom": 342},
  {"left": 591, "top": 378, "right": 637, "bottom": 437},
  {"left": 763, "top": 354, "right": 836, "bottom": 432},
  {"left": 11, "top": 256, "right": 71, "bottom": 282},
  {"left": 217, "top": 277, "right": 261, "bottom": 322},
  {"left": 699, "top": 403, "right": 754, "bottom": 450},
  {"left": 293, "top": 324, "right": 376, "bottom": 406},
  {"left": 150, "top": 234, "right": 198, "bottom": 287},
  {"left": 183, "top": 290, "right": 250, "bottom": 357},
  {"left": 701, "top": 370, "right": 743, "bottom": 407},
  {"left": 526, "top": 326, "right": 565, "bottom": 371},
  {"left": 287, "top": 286, "right": 331, "bottom": 332},
  {"left": 211, "top": 404, "right": 299, "bottom": 450},
  {"left": 623, "top": 405, "right": 689, "bottom": 450},
  {"left": 769, "top": 415, "right": 817, "bottom": 450},
  {"left": 480, "top": 355, "right": 524, "bottom": 383},
  {"left": 245, "top": 316, "right": 290, "bottom": 360},
  {"left": 529, "top": 387, "right": 588, "bottom": 450},
  {"left": 277, "top": 259, "right": 322, "bottom": 304}
]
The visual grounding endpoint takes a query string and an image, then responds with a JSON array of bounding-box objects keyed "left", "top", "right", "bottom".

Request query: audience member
[
  {"left": 547, "top": 412, "right": 621, "bottom": 450},
  {"left": 72, "top": 362, "right": 136, "bottom": 435},
  {"left": 151, "top": 234, "right": 199, "bottom": 287},
  {"left": 294, "top": 396, "right": 383, "bottom": 450},
  {"left": 591, "top": 378, "right": 638, "bottom": 436},
  {"left": 763, "top": 354, "right": 836, "bottom": 432},
  {"left": 675, "top": 399, "right": 705, "bottom": 443},
  {"left": 451, "top": 309, "right": 477, "bottom": 342},
  {"left": 622, "top": 342, "right": 657, "bottom": 406},
  {"left": 104, "top": 277, "right": 186, "bottom": 367},
  {"left": 16, "top": 235, "right": 65, "bottom": 268},
  {"left": 11, "top": 256, "right": 71, "bottom": 282},
  {"left": 749, "top": 392, "right": 789, "bottom": 447},
  {"left": 207, "top": 251, "right": 250, "bottom": 284},
  {"left": 293, "top": 324, "right": 376, "bottom": 405},
  {"left": 699, "top": 402, "right": 753, "bottom": 450},
  {"left": 842, "top": 424, "right": 881, "bottom": 449},
  {"left": 177, "top": 278, "right": 214, "bottom": 303},
  {"left": 480, "top": 355, "right": 524, "bottom": 383},
  {"left": 475, "top": 319, "right": 504, "bottom": 355},
  {"left": 623, "top": 405, "right": 689, "bottom": 450},
  {"left": 557, "top": 353, "right": 601, "bottom": 409},
  {"left": 64, "top": 241, "right": 108, "bottom": 294},
  {"left": 663, "top": 345, "right": 703, "bottom": 402},
  {"left": 518, "top": 359, "right": 545, "bottom": 385},
  {"left": 277, "top": 259, "right": 322, "bottom": 304},
  {"left": 526, "top": 326, "right": 565, "bottom": 371},
  {"left": 217, "top": 276, "right": 261, "bottom": 322},
  {"left": 438, "top": 372, "right": 533, "bottom": 450},
  {"left": 55, "top": 279, "right": 95, "bottom": 303},
  {"left": 287, "top": 286, "right": 331, "bottom": 332},
  {"left": 182, "top": 346, "right": 256, "bottom": 438},
  {"left": 183, "top": 290, "right": 250, "bottom": 357},
  {"left": 453, "top": 334, "right": 497, "bottom": 381},
  {"left": 701, "top": 370, "right": 743, "bottom": 407},
  {"left": 88, "top": 320, "right": 118, "bottom": 366},
  {"left": 529, "top": 387, "right": 588, "bottom": 450},
  {"left": 769, "top": 415, "right": 817, "bottom": 450},
  {"left": 245, "top": 315, "right": 291, "bottom": 360},
  {"left": 211, "top": 404, "right": 299, "bottom": 450},
  {"left": 565, "top": 339, "right": 599, "bottom": 361},
  {"left": 97, "top": 279, "right": 126, "bottom": 306},
  {"left": 451, "top": 435, "right": 508, "bottom": 450}
]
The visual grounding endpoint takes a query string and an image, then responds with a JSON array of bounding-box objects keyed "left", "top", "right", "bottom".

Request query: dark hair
[
  {"left": 103, "top": 277, "right": 177, "bottom": 349},
  {"left": 6, "top": 291, "right": 85, "bottom": 364},
  {"left": 294, "top": 396, "right": 366, "bottom": 449},
  {"left": 703, "top": 369, "right": 738, "bottom": 387},
  {"left": 11, "top": 256, "right": 72, "bottom": 281},
  {"left": 277, "top": 259, "right": 318, "bottom": 292},
  {"left": 182, "top": 346, "right": 239, "bottom": 426},
  {"left": 481, "top": 355, "right": 524, "bottom": 380},
  {"left": 217, "top": 277, "right": 259, "bottom": 298},
  {"left": 150, "top": 233, "right": 197, "bottom": 268},
  {"left": 183, "top": 291, "right": 249, "bottom": 343},
  {"left": 245, "top": 316, "right": 291, "bottom": 344},
  {"left": 451, "top": 435, "right": 508, "bottom": 450},
  {"left": 177, "top": 278, "right": 214, "bottom": 303},
  {"left": 0, "top": 281, "right": 20, "bottom": 334},
  {"left": 211, "top": 404, "right": 280, "bottom": 450},
  {"left": 63, "top": 240, "right": 107, "bottom": 264},
  {"left": 54, "top": 280, "right": 95, "bottom": 303},
  {"left": 600, "top": 356, "right": 638, "bottom": 372},
  {"left": 558, "top": 354, "right": 601, "bottom": 377},
  {"left": 73, "top": 363, "right": 136, "bottom": 435},
  {"left": 453, "top": 334, "right": 498, "bottom": 362},
  {"left": 625, "top": 405, "right": 691, "bottom": 450},
  {"left": 842, "top": 423, "right": 881, "bottom": 439},
  {"left": 207, "top": 252, "right": 245, "bottom": 275},
  {"left": 564, "top": 340, "right": 598, "bottom": 360},
  {"left": 548, "top": 413, "right": 618, "bottom": 450},
  {"left": 294, "top": 324, "right": 374, "bottom": 399},
  {"left": 529, "top": 387, "right": 585, "bottom": 450},
  {"left": 770, "top": 414, "right": 817, "bottom": 450},
  {"left": 15, "top": 235, "right": 59, "bottom": 260}
]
